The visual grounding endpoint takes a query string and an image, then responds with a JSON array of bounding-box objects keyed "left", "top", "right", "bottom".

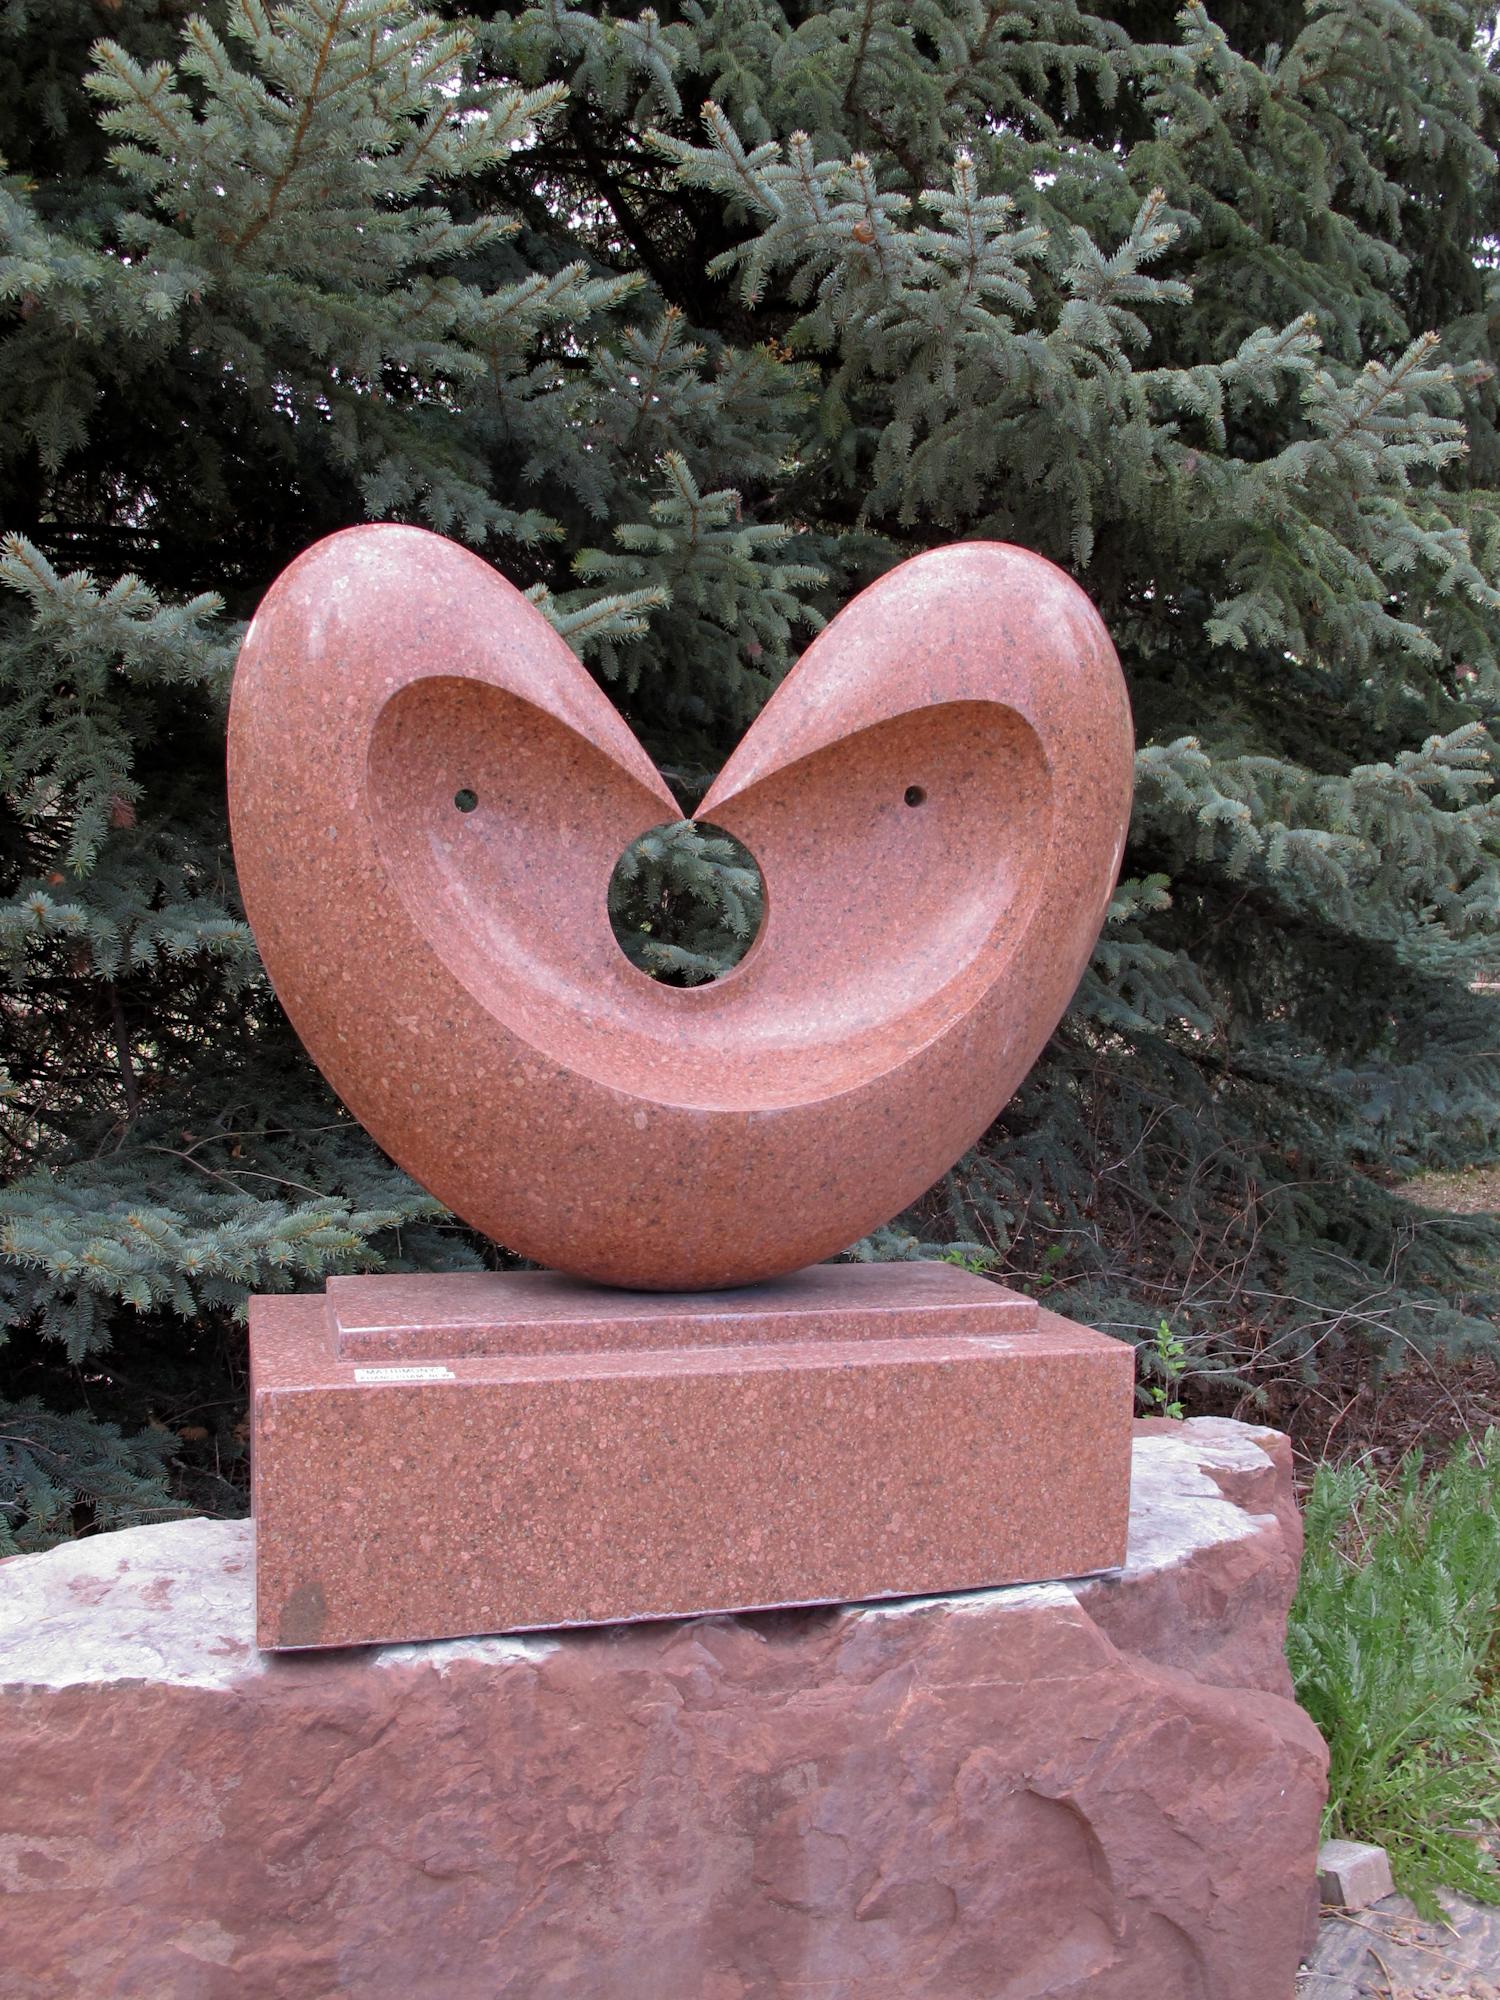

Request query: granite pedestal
[{"left": 250, "top": 1261, "right": 1134, "bottom": 1650}]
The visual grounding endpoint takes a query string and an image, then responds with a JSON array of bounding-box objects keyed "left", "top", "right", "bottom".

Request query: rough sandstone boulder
[{"left": 0, "top": 1418, "right": 1326, "bottom": 1999}]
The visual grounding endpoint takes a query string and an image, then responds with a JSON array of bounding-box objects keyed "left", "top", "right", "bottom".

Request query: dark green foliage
[
  {"left": 2, "top": 0, "right": 1500, "bottom": 1540},
  {"left": 608, "top": 818, "right": 765, "bottom": 983},
  {"left": 1290, "top": 1437, "right": 1500, "bottom": 1913},
  {"left": 0, "top": 1394, "right": 182, "bottom": 1556}
]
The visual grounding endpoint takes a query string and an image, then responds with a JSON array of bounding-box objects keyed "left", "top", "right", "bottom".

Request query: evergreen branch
[{"left": 234, "top": 1, "right": 381, "bottom": 258}]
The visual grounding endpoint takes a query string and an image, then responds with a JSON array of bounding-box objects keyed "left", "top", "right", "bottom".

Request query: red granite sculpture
[
  {"left": 228, "top": 526, "right": 1138, "bottom": 1646},
  {"left": 229, "top": 525, "right": 1133, "bottom": 1291}
]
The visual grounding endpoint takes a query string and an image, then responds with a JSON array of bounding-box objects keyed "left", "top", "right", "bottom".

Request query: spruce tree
[{"left": 3, "top": 0, "right": 1499, "bottom": 1546}]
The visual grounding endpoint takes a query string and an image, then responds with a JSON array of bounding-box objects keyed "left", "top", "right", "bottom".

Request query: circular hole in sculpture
[
  {"left": 904, "top": 784, "right": 927, "bottom": 808},
  {"left": 453, "top": 788, "right": 479, "bottom": 813},
  {"left": 608, "top": 820, "right": 765, "bottom": 986}
]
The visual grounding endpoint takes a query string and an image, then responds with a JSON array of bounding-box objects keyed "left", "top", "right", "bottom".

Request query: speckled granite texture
[
  {"left": 0, "top": 1421, "right": 1327, "bottom": 2000},
  {"left": 324, "top": 1260, "right": 1040, "bottom": 1359},
  {"left": 250, "top": 1263, "right": 1134, "bottom": 1648},
  {"left": 227, "top": 526, "right": 1134, "bottom": 1289}
]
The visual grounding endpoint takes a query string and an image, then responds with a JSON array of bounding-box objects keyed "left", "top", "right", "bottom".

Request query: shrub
[{"left": 1289, "top": 1435, "right": 1500, "bottom": 1916}]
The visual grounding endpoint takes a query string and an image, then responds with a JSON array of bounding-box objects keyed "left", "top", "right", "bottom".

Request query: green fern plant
[{"left": 1289, "top": 1436, "right": 1500, "bottom": 1917}]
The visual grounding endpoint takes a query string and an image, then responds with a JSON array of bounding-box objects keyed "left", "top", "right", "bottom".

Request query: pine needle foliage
[
  {"left": 2, "top": 0, "right": 1500, "bottom": 1537},
  {"left": 607, "top": 816, "right": 764, "bottom": 982},
  {"left": 1289, "top": 1437, "right": 1500, "bottom": 1913},
  {"left": 0, "top": 1393, "right": 182, "bottom": 1556}
]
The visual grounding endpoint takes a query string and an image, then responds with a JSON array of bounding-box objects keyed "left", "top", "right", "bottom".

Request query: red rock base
[
  {"left": 0, "top": 1419, "right": 1327, "bottom": 2000},
  {"left": 250, "top": 1262, "right": 1133, "bottom": 1648}
]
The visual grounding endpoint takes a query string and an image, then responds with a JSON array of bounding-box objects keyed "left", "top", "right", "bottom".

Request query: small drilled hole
[
  {"left": 453, "top": 788, "right": 478, "bottom": 813},
  {"left": 904, "top": 785, "right": 927, "bottom": 807}
]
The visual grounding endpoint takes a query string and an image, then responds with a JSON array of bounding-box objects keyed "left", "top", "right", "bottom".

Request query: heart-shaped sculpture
[{"left": 228, "top": 527, "right": 1133, "bottom": 1289}]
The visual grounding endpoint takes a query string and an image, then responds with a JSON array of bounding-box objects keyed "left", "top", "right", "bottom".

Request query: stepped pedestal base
[{"left": 249, "top": 1261, "right": 1134, "bottom": 1649}]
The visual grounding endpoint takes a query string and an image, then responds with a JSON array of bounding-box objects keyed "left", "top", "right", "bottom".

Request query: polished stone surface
[
  {"left": 324, "top": 1259, "right": 1038, "bottom": 1359},
  {"left": 0, "top": 1422, "right": 1326, "bottom": 2000},
  {"left": 228, "top": 527, "right": 1134, "bottom": 1289},
  {"left": 249, "top": 1263, "right": 1133, "bottom": 1649}
]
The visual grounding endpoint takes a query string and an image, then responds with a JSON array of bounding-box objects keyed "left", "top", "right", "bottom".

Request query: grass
[{"left": 1288, "top": 1434, "right": 1500, "bottom": 1917}]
